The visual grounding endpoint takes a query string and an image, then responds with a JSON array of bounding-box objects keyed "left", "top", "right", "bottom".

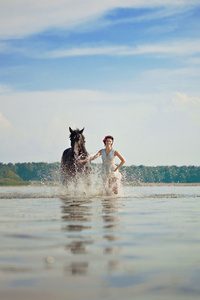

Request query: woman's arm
[
  {"left": 114, "top": 150, "right": 125, "bottom": 172},
  {"left": 90, "top": 150, "right": 101, "bottom": 161},
  {"left": 77, "top": 150, "right": 101, "bottom": 164}
]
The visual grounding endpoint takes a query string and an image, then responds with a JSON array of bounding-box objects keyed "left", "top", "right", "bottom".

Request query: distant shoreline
[{"left": 1, "top": 163, "right": 199, "bottom": 186}]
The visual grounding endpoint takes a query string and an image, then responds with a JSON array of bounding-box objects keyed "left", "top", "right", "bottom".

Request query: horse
[{"left": 60, "top": 127, "right": 90, "bottom": 183}]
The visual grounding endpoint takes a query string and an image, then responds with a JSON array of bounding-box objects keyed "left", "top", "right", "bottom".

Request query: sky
[{"left": 0, "top": 0, "right": 200, "bottom": 166}]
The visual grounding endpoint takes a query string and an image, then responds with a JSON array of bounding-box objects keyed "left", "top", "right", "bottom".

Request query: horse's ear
[
  {"left": 79, "top": 128, "right": 85, "bottom": 134},
  {"left": 69, "top": 127, "right": 73, "bottom": 133}
]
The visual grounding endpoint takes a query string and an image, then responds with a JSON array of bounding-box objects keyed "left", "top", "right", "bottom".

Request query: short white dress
[{"left": 101, "top": 149, "right": 122, "bottom": 180}]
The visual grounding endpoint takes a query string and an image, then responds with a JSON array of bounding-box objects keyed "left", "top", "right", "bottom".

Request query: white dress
[{"left": 101, "top": 149, "right": 122, "bottom": 180}]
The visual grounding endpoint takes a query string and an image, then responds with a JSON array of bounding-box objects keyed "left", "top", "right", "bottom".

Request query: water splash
[{"left": 58, "top": 165, "right": 125, "bottom": 198}]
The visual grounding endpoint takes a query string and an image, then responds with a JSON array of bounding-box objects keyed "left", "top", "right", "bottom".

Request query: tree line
[
  {"left": 0, "top": 162, "right": 199, "bottom": 186},
  {"left": 0, "top": 162, "right": 60, "bottom": 186},
  {"left": 121, "top": 165, "right": 200, "bottom": 184}
]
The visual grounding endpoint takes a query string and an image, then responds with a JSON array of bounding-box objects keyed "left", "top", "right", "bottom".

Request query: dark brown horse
[{"left": 60, "top": 127, "right": 90, "bottom": 183}]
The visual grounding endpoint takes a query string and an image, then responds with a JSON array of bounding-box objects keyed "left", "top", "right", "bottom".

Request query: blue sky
[{"left": 0, "top": 0, "right": 200, "bottom": 166}]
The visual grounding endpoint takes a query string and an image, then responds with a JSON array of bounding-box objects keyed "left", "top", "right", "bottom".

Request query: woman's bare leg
[{"left": 108, "top": 178, "right": 119, "bottom": 194}]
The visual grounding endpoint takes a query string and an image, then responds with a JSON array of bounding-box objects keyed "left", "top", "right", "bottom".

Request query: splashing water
[{"left": 58, "top": 165, "right": 125, "bottom": 198}]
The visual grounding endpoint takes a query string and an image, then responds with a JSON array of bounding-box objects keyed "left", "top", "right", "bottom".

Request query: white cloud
[
  {"left": 173, "top": 92, "right": 200, "bottom": 126},
  {"left": 0, "top": 84, "right": 12, "bottom": 94},
  {"left": 28, "top": 39, "right": 200, "bottom": 59},
  {"left": 188, "top": 57, "right": 200, "bottom": 65},
  {"left": 0, "top": 112, "right": 11, "bottom": 128},
  {"left": 0, "top": 0, "right": 199, "bottom": 39},
  {"left": 174, "top": 92, "right": 200, "bottom": 105},
  {"left": 1, "top": 39, "right": 200, "bottom": 63}
]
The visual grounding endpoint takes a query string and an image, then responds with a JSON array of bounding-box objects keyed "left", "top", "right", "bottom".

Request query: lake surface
[{"left": 0, "top": 184, "right": 200, "bottom": 300}]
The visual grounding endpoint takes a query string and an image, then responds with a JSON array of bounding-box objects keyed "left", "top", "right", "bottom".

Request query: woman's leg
[{"left": 108, "top": 178, "right": 119, "bottom": 194}]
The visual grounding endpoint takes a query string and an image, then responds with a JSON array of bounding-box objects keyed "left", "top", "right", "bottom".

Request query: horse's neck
[
  {"left": 80, "top": 143, "right": 88, "bottom": 155},
  {"left": 72, "top": 142, "right": 87, "bottom": 156}
]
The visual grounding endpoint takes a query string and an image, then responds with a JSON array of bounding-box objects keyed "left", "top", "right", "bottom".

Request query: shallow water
[{"left": 0, "top": 185, "right": 200, "bottom": 300}]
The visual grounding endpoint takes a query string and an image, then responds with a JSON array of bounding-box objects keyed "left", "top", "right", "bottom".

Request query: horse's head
[{"left": 69, "top": 127, "right": 85, "bottom": 155}]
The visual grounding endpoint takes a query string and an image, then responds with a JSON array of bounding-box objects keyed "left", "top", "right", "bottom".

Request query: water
[{"left": 0, "top": 184, "right": 200, "bottom": 300}]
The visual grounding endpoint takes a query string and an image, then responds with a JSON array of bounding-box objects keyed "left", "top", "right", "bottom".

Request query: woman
[{"left": 78, "top": 135, "right": 125, "bottom": 194}]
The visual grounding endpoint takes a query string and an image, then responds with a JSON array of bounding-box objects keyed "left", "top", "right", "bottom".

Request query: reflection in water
[
  {"left": 64, "top": 262, "right": 89, "bottom": 275},
  {"left": 60, "top": 196, "right": 124, "bottom": 276},
  {"left": 102, "top": 198, "right": 122, "bottom": 241},
  {"left": 102, "top": 198, "right": 124, "bottom": 272},
  {"left": 61, "top": 198, "right": 93, "bottom": 275}
]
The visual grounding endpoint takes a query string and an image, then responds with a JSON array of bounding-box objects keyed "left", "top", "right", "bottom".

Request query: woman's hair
[{"left": 103, "top": 135, "right": 114, "bottom": 145}]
